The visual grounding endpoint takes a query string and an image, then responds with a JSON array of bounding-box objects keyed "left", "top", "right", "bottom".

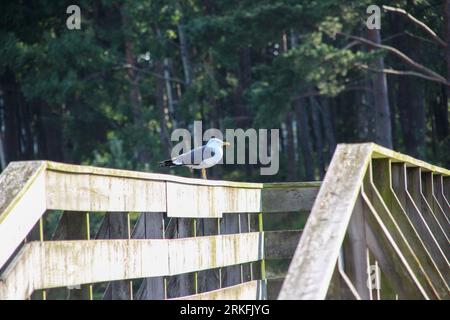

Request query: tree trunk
[
  {"left": 236, "top": 47, "right": 253, "bottom": 179},
  {"left": 236, "top": 47, "right": 252, "bottom": 128},
  {"left": 124, "top": 41, "right": 143, "bottom": 124},
  {"left": 445, "top": 0, "right": 450, "bottom": 96},
  {"left": 35, "top": 101, "right": 48, "bottom": 160},
  {"left": 122, "top": 10, "right": 151, "bottom": 165},
  {"left": 41, "top": 104, "right": 64, "bottom": 162},
  {"left": 155, "top": 59, "right": 173, "bottom": 159},
  {"left": 178, "top": 18, "right": 192, "bottom": 86},
  {"left": 290, "top": 31, "right": 314, "bottom": 180},
  {"left": 294, "top": 99, "right": 314, "bottom": 181},
  {"left": 389, "top": 78, "right": 399, "bottom": 149},
  {"left": 0, "top": 70, "right": 21, "bottom": 164},
  {"left": 440, "top": 0, "right": 450, "bottom": 140},
  {"left": 309, "top": 98, "right": 325, "bottom": 178},
  {"left": 163, "top": 57, "right": 176, "bottom": 128},
  {"left": 391, "top": 16, "right": 427, "bottom": 158},
  {"left": 357, "top": 72, "right": 375, "bottom": 142},
  {"left": 319, "top": 97, "right": 337, "bottom": 161},
  {"left": 398, "top": 77, "right": 426, "bottom": 158},
  {"left": 432, "top": 86, "right": 449, "bottom": 141},
  {"left": 0, "top": 135, "right": 5, "bottom": 171},
  {"left": 7, "top": 88, "right": 34, "bottom": 161},
  {"left": 285, "top": 112, "right": 297, "bottom": 181},
  {"left": 366, "top": 28, "right": 393, "bottom": 148}
]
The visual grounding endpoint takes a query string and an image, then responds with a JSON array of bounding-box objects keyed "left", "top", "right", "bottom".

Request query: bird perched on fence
[{"left": 159, "top": 138, "right": 230, "bottom": 179}]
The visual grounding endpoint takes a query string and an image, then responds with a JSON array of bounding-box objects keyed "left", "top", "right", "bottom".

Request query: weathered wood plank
[
  {"left": 43, "top": 154, "right": 450, "bottom": 187},
  {"left": 247, "top": 213, "right": 262, "bottom": 280},
  {"left": 0, "top": 243, "right": 39, "bottom": 299},
  {"left": 166, "top": 183, "right": 261, "bottom": 218},
  {"left": 0, "top": 162, "right": 47, "bottom": 269},
  {"left": 46, "top": 161, "right": 263, "bottom": 189},
  {"left": 264, "top": 230, "right": 302, "bottom": 260},
  {"left": 0, "top": 240, "right": 167, "bottom": 300},
  {"left": 361, "top": 191, "right": 427, "bottom": 299},
  {"left": 263, "top": 182, "right": 321, "bottom": 188},
  {"left": 371, "top": 144, "right": 450, "bottom": 176},
  {"left": 220, "top": 214, "right": 241, "bottom": 287},
  {"left": 342, "top": 195, "right": 370, "bottom": 299},
  {"left": 261, "top": 186, "right": 319, "bottom": 213},
  {"left": 0, "top": 161, "right": 45, "bottom": 220},
  {"left": 27, "top": 218, "right": 45, "bottom": 300},
  {"left": 52, "top": 212, "right": 90, "bottom": 241},
  {"left": 373, "top": 159, "right": 449, "bottom": 298},
  {"left": 101, "top": 213, "right": 132, "bottom": 300},
  {"left": 0, "top": 232, "right": 263, "bottom": 299},
  {"left": 432, "top": 174, "right": 450, "bottom": 222},
  {"left": 391, "top": 163, "right": 450, "bottom": 287},
  {"left": 44, "top": 239, "right": 165, "bottom": 293},
  {"left": 279, "top": 143, "right": 373, "bottom": 300},
  {"left": 325, "top": 261, "right": 360, "bottom": 300},
  {"left": 166, "top": 183, "right": 218, "bottom": 218},
  {"left": 337, "top": 254, "right": 361, "bottom": 300},
  {"left": 46, "top": 170, "right": 166, "bottom": 213},
  {"left": 406, "top": 168, "right": 449, "bottom": 261},
  {"left": 168, "top": 232, "right": 263, "bottom": 279},
  {"left": 46, "top": 211, "right": 92, "bottom": 300},
  {"left": 364, "top": 165, "right": 440, "bottom": 299},
  {"left": 267, "top": 278, "right": 284, "bottom": 300},
  {"left": 421, "top": 172, "right": 450, "bottom": 237},
  {"left": 325, "top": 265, "right": 344, "bottom": 300},
  {"left": 196, "top": 218, "right": 220, "bottom": 293},
  {"left": 240, "top": 214, "right": 252, "bottom": 283},
  {"left": 134, "top": 212, "right": 165, "bottom": 300},
  {"left": 167, "top": 218, "right": 195, "bottom": 298},
  {"left": 172, "top": 280, "right": 266, "bottom": 300},
  {"left": 391, "top": 163, "right": 407, "bottom": 208},
  {"left": 443, "top": 176, "right": 449, "bottom": 204}
]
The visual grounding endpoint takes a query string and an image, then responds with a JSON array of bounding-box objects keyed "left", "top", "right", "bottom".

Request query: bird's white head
[{"left": 206, "top": 138, "right": 231, "bottom": 148}]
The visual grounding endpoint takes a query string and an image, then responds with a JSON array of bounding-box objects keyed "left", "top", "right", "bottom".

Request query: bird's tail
[{"left": 159, "top": 159, "right": 176, "bottom": 167}]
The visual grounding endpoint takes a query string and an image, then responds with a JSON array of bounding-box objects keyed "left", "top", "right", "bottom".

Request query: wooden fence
[
  {"left": 0, "top": 161, "right": 318, "bottom": 299},
  {"left": 279, "top": 143, "right": 449, "bottom": 300},
  {"left": 1, "top": 143, "right": 448, "bottom": 300}
]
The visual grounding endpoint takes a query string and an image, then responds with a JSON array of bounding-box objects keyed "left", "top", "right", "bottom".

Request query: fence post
[{"left": 134, "top": 212, "right": 165, "bottom": 300}]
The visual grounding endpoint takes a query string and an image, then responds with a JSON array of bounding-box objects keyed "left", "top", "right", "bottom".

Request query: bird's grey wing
[{"left": 173, "top": 145, "right": 216, "bottom": 165}]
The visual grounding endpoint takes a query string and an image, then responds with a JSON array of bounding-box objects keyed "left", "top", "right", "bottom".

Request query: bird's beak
[{"left": 223, "top": 141, "right": 231, "bottom": 146}]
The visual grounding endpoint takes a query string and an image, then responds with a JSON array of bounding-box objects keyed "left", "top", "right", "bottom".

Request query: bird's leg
[{"left": 201, "top": 168, "right": 207, "bottom": 180}]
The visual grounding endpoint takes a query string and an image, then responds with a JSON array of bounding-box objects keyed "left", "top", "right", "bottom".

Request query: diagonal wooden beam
[{"left": 0, "top": 161, "right": 47, "bottom": 270}]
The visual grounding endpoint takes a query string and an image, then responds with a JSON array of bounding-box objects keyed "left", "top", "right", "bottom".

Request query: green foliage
[{"left": 0, "top": 0, "right": 448, "bottom": 178}]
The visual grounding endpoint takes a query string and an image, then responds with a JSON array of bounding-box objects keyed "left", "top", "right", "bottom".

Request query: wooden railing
[
  {"left": 279, "top": 143, "right": 449, "bottom": 300},
  {"left": 0, "top": 161, "right": 319, "bottom": 300},
  {"left": 1, "top": 143, "right": 447, "bottom": 300}
]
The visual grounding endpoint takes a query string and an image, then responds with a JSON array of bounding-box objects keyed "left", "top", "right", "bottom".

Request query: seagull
[{"left": 159, "top": 138, "right": 230, "bottom": 179}]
